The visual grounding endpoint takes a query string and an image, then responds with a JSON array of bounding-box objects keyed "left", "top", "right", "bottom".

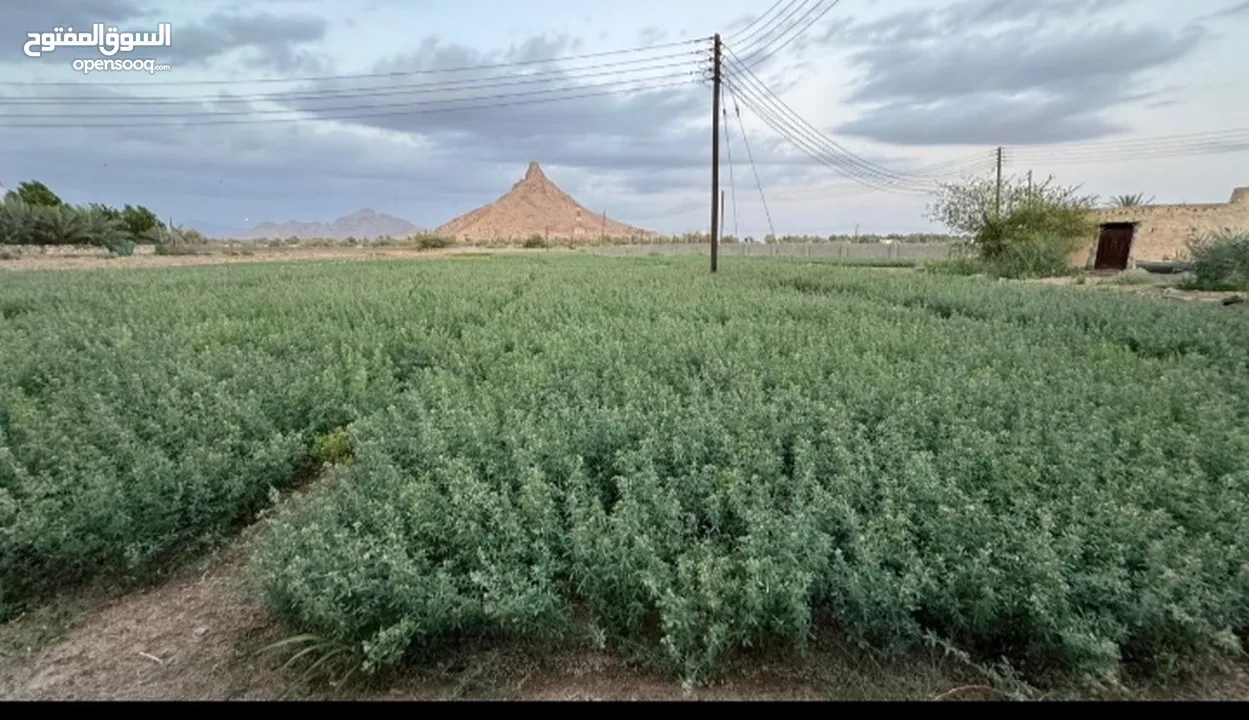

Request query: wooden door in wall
[{"left": 1094, "top": 223, "right": 1134, "bottom": 271}]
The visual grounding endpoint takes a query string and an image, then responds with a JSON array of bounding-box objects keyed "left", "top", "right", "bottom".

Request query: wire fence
[{"left": 587, "top": 241, "right": 956, "bottom": 260}]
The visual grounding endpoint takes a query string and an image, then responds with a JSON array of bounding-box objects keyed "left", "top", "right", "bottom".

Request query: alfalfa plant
[{"left": 312, "top": 426, "right": 354, "bottom": 466}]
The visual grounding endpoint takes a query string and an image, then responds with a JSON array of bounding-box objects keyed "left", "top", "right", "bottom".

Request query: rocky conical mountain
[{"left": 434, "top": 162, "right": 654, "bottom": 242}]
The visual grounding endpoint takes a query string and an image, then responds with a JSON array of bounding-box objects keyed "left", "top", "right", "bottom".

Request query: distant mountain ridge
[{"left": 239, "top": 208, "right": 422, "bottom": 240}]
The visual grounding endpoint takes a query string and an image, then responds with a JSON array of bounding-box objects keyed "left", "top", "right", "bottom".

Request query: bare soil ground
[{"left": 1027, "top": 270, "right": 1246, "bottom": 306}]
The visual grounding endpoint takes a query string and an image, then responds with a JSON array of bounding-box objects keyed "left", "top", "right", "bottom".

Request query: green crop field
[{"left": 2, "top": 255, "right": 1247, "bottom": 688}]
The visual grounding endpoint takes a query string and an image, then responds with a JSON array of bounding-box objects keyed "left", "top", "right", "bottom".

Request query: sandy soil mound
[{"left": 435, "top": 162, "right": 655, "bottom": 242}]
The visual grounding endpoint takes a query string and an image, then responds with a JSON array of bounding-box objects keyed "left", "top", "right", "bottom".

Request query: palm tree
[{"left": 1110, "top": 193, "right": 1154, "bottom": 208}]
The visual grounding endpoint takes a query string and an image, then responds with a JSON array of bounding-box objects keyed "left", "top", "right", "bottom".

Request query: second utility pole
[
  {"left": 994, "top": 146, "right": 1003, "bottom": 218},
  {"left": 710, "top": 33, "right": 721, "bottom": 273}
]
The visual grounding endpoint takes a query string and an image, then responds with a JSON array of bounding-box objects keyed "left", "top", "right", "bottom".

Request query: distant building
[{"left": 1074, "top": 186, "right": 1249, "bottom": 270}]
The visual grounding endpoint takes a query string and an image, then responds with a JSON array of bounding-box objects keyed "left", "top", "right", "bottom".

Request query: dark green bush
[
  {"left": 1183, "top": 232, "right": 1249, "bottom": 291},
  {"left": 416, "top": 235, "right": 454, "bottom": 250},
  {"left": 312, "top": 427, "right": 354, "bottom": 466}
]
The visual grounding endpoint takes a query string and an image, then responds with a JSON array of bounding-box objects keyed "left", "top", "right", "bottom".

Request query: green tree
[
  {"left": 120, "top": 204, "right": 164, "bottom": 241},
  {"left": 14, "top": 181, "right": 64, "bottom": 208},
  {"left": 1109, "top": 193, "right": 1154, "bottom": 208},
  {"left": 926, "top": 173, "right": 1100, "bottom": 277}
]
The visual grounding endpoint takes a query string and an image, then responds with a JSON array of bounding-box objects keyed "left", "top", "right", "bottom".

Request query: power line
[
  {"left": 723, "top": 49, "right": 994, "bottom": 192},
  {"left": 724, "top": 52, "right": 923, "bottom": 188},
  {"left": 733, "top": 0, "right": 816, "bottom": 62},
  {"left": 724, "top": 71, "right": 954, "bottom": 192},
  {"left": 1003, "top": 129, "right": 1249, "bottom": 165},
  {"left": 0, "top": 37, "right": 712, "bottom": 87},
  {"left": 721, "top": 85, "right": 741, "bottom": 240},
  {"left": 725, "top": 0, "right": 788, "bottom": 44},
  {"left": 730, "top": 0, "right": 806, "bottom": 54},
  {"left": 1, "top": 64, "right": 697, "bottom": 119},
  {"left": 2, "top": 51, "right": 705, "bottom": 106},
  {"left": 727, "top": 80, "right": 929, "bottom": 194},
  {"left": 727, "top": 82, "right": 776, "bottom": 239},
  {"left": 737, "top": 0, "right": 841, "bottom": 69},
  {"left": 1, "top": 76, "right": 700, "bottom": 128},
  {"left": 1004, "top": 127, "right": 1249, "bottom": 156},
  {"left": 724, "top": 48, "right": 921, "bottom": 187},
  {"left": 1014, "top": 144, "right": 1249, "bottom": 165}
]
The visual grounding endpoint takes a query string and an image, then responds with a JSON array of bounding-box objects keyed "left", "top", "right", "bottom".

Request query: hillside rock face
[
  {"left": 434, "top": 162, "right": 654, "bottom": 242},
  {"left": 244, "top": 208, "right": 422, "bottom": 240}
]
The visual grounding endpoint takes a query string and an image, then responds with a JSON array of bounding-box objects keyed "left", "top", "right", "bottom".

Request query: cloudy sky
[{"left": 1, "top": 0, "right": 1246, "bottom": 238}]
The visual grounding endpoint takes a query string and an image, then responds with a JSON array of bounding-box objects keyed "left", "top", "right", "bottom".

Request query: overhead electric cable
[
  {"left": 722, "top": 87, "right": 741, "bottom": 240},
  {"left": 0, "top": 36, "right": 712, "bottom": 86},
  {"left": 727, "top": 81, "right": 777, "bottom": 238},
  {"left": 1, "top": 76, "right": 700, "bottom": 128},
  {"left": 725, "top": 0, "right": 789, "bottom": 44},
  {"left": 723, "top": 49, "right": 990, "bottom": 191},
  {"left": 2, "top": 64, "right": 698, "bottom": 119},
  {"left": 2, "top": 52, "right": 705, "bottom": 106},
  {"left": 736, "top": 0, "right": 842, "bottom": 69}
]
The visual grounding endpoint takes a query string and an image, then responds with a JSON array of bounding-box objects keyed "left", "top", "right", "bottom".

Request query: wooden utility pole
[
  {"left": 994, "top": 146, "right": 1003, "bottom": 218},
  {"left": 720, "top": 190, "right": 726, "bottom": 243},
  {"left": 710, "top": 33, "right": 721, "bottom": 273}
]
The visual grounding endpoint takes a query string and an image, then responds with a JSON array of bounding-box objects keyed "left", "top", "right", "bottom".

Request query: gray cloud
[
  {"left": 1203, "top": 1, "right": 1249, "bottom": 20},
  {"left": 273, "top": 33, "right": 717, "bottom": 180},
  {"left": 824, "top": 0, "right": 1204, "bottom": 146},
  {"left": 154, "top": 10, "right": 328, "bottom": 72},
  {"left": 637, "top": 26, "right": 669, "bottom": 45}
]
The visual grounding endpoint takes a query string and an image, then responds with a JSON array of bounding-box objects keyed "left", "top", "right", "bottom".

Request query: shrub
[
  {"left": 927, "top": 174, "right": 1098, "bottom": 278},
  {"left": 416, "top": 234, "right": 453, "bottom": 250},
  {"left": 108, "top": 241, "right": 136, "bottom": 258},
  {"left": 523, "top": 235, "right": 548, "bottom": 249},
  {"left": 312, "top": 427, "right": 354, "bottom": 466},
  {"left": 1183, "top": 232, "right": 1249, "bottom": 291},
  {"left": 990, "top": 233, "right": 1080, "bottom": 279}
]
